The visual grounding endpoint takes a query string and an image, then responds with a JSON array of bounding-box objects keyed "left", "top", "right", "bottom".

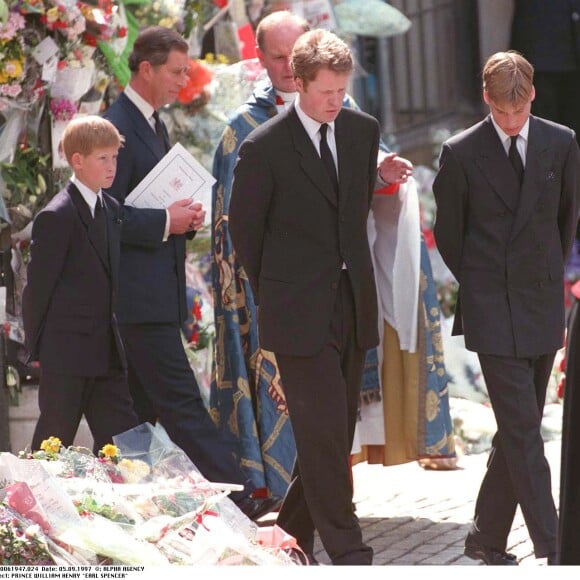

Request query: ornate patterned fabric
[
  {"left": 210, "top": 82, "right": 294, "bottom": 498},
  {"left": 355, "top": 195, "right": 456, "bottom": 464}
]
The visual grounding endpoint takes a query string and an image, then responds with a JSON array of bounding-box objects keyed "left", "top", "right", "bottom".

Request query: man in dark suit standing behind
[
  {"left": 104, "top": 26, "right": 276, "bottom": 520},
  {"left": 433, "top": 51, "right": 580, "bottom": 565},
  {"left": 230, "top": 29, "right": 381, "bottom": 565}
]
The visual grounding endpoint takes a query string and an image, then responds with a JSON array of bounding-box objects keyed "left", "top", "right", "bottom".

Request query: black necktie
[
  {"left": 319, "top": 123, "right": 339, "bottom": 197},
  {"left": 509, "top": 135, "right": 524, "bottom": 186},
  {"left": 152, "top": 110, "right": 168, "bottom": 152},
  {"left": 93, "top": 196, "right": 108, "bottom": 263}
]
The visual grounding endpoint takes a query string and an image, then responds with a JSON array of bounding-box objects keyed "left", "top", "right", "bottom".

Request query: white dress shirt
[
  {"left": 490, "top": 115, "right": 530, "bottom": 166},
  {"left": 295, "top": 98, "right": 339, "bottom": 174},
  {"left": 123, "top": 84, "right": 171, "bottom": 240},
  {"left": 71, "top": 175, "right": 102, "bottom": 217}
]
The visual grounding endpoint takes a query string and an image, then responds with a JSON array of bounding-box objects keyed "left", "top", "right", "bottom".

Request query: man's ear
[
  {"left": 530, "top": 85, "right": 536, "bottom": 103},
  {"left": 483, "top": 89, "right": 490, "bottom": 106},
  {"left": 139, "top": 60, "right": 153, "bottom": 81},
  {"left": 256, "top": 47, "right": 265, "bottom": 67},
  {"left": 70, "top": 152, "right": 83, "bottom": 173},
  {"left": 295, "top": 76, "right": 304, "bottom": 93}
]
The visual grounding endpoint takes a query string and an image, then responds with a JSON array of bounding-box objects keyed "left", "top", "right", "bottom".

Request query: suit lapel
[
  {"left": 104, "top": 193, "right": 121, "bottom": 286},
  {"left": 335, "top": 112, "right": 353, "bottom": 212},
  {"left": 68, "top": 183, "right": 110, "bottom": 273},
  {"left": 119, "top": 93, "right": 167, "bottom": 159},
  {"left": 510, "top": 117, "right": 553, "bottom": 241},
  {"left": 286, "top": 107, "right": 338, "bottom": 207},
  {"left": 475, "top": 117, "right": 521, "bottom": 212}
]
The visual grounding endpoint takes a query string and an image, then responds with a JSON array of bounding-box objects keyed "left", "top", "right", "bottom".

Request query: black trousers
[
  {"left": 468, "top": 352, "right": 558, "bottom": 558},
  {"left": 119, "top": 322, "right": 254, "bottom": 501},
  {"left": 559, "top": 299, "right": 580, "bottom": 564},
  {"left": 275, "top": 271, "right": 373, "bottom": 565},
  {"left": 33, "top": 370, "right": 139, "bottom": 454}
]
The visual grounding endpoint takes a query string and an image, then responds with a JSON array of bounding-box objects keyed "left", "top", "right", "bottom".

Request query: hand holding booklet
[{"left": 125, "top": 142, "right": 216, "bottom": 214}]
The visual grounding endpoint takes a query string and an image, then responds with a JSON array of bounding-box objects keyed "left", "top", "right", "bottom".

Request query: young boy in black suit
[{"left": 23, "top": 116, "right": 139, "bottom": 454}]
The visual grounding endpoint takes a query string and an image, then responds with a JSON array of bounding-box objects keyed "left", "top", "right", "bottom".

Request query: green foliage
[{"left": 0, "top": 144, "right": 51, "bottom": 210}]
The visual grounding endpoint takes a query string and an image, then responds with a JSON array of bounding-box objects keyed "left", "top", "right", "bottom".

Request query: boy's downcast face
[{"left": 483, "top": 86, "right": 535, "bottom": 137}]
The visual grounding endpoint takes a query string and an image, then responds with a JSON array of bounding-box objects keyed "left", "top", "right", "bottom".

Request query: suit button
[
  {"left": 331, "top": 282, "right": 338, "bottom": 290},
  {"left": 496, "top": 212, "right": 506, "bottom": 217},
  {"left": 573, "top": 11, "right": 580, "bottom": 21}
]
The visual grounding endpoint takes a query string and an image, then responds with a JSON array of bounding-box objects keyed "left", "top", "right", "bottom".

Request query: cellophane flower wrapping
[
  {"left": 1, "top": 423, "right": 300, "bottom": 565},
  {"left": 108, "top": 423, "right": 298, "bottom": 564}
]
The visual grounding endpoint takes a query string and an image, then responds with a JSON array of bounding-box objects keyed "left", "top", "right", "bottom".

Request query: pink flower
[{"left": 50, "top": 98, "right": 78, "bottom": 122}]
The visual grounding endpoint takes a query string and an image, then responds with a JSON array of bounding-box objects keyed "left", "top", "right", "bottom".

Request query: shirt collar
[
  {"left": 124, "top": 83, "right": 156, "bottom": 124},
  {"left": 276, "top": 90, "right": 296, "bottom": 104},
  {"left": 295, "top": 97, "right": 335, "bottom": 142},
  {"left": 490, "top": 114, "right": 530, "bottom": 145},
  {"left": 71, "top": 175, "right": 101, "bottom": 216}
]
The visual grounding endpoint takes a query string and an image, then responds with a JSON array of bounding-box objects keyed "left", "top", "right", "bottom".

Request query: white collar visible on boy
[{"left": 71, "top": 175, "right": 103, "bottom": 218}]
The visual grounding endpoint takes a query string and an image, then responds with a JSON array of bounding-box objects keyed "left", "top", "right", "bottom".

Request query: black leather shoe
[
  {"left": 547, "top": 554, "right": 557, "bottom": 565},
  {"left": 235, "top": 495, "right": 282, "bottom": 521},
  {"left": 464, "top": 540, "right": 518, "bottom": 565}
]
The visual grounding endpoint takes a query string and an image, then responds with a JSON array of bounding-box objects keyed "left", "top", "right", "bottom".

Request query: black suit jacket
[
  {"left": 229, "top": 106, "right": 380, "bottom": 356},
  {"left": 23, "top": 183, "right": 125, "bottom": 375},
  {"left": 433, "top": 115, "right": 580, "bottom": 358},
  {"left": 511, "top": 0, "right": 580, "bottom": 72},
  {"left": 103, "top": 92, "right": 190, "bottom": 324}
]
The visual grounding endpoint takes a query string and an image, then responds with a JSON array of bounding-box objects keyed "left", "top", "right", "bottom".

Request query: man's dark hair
[{"left": 128, "top": 26, "right": 189, "bottom": 73}]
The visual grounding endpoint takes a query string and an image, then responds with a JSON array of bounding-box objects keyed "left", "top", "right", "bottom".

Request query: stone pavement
[{"left": 308, "top": 439, "right": 562, "bottom": 566}]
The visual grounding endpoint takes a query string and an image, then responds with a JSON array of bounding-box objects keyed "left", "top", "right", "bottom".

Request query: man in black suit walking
[
  {"left": 433, "top": 51, "right": 580, "bottom": 565},
  {"left": 230, "top": 29, "right": 382, "bottom": 565},
  {"left": 104, "top": 26, "right": 275, "bottom": 520}
]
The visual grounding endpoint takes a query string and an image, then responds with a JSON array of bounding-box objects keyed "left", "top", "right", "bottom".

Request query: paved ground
[{"left": 301, "top": 439, "right": 562, "bottom": 566}]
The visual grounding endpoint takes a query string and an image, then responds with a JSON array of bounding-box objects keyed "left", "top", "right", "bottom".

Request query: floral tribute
[
  {"left": 1, "top": 423, "right": 300, "bottom": 565},
  {"left": 0, "top": 506, "right": 55, "bottom": 565},
  {"left": 0, "top": 10, "right": 29, "bottom": 100}
]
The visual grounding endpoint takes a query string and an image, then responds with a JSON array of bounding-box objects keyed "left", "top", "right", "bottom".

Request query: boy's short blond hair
[
  {"left": 482, "top": 51, "right": 534, "bottom": 106},
  {"left": 59, "top": 116, "right": 124, "bottom": 165}
]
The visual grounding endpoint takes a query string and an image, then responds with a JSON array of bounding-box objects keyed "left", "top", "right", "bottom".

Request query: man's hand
[
  {"left": 378, "top": 153, "right": 413, "bottom": 184},
  {"left": 168, "top": 199, "right": 206, "bottom": 235}
]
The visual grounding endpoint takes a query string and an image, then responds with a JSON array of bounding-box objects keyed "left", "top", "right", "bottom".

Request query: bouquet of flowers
[
  {"left": 0, "top": 504, "right": 55, "bottom": 565},
  {"left": 3, "top": 424, "right": 301, "bottom": 566}
]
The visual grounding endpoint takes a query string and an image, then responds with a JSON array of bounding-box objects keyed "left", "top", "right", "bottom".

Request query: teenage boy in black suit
[
  {"left": 433, "top": 51, "right": 580, "bottom": 565},
  {"left": 23, "top": 116, "right": 139, "bottom": 453}
]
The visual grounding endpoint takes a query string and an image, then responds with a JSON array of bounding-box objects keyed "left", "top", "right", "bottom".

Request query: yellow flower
[
  {"left": 0, "top": 69, "right": 8, "bottom": 84},
  {"left": 118, "top": 458, "right": 150, "bottom": 483},
  {"left": 5, "top": 59, "right": 23, "bottom": 79},
  {"left": 100, "top": 443, "right": 120, "bottom": 459},
  {"left": 46, "top": 6, "right": 59, "bottom": 24},
  {"left": 40, "top": 436, "right": 62, "bottom": 454}
]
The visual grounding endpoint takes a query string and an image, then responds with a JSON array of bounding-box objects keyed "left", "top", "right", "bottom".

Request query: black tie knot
[
  {"left": 91, "top": 194, "right": 109, "bottom": 267},
  {"left": 152, "top": 110, "right": 168, "bottom": 151},
  {"left": 508, "top": 134, "right": 524, "bottom": 186},
  {"left": 319, "top": 123, "right": 339, "bottom": 197}
]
